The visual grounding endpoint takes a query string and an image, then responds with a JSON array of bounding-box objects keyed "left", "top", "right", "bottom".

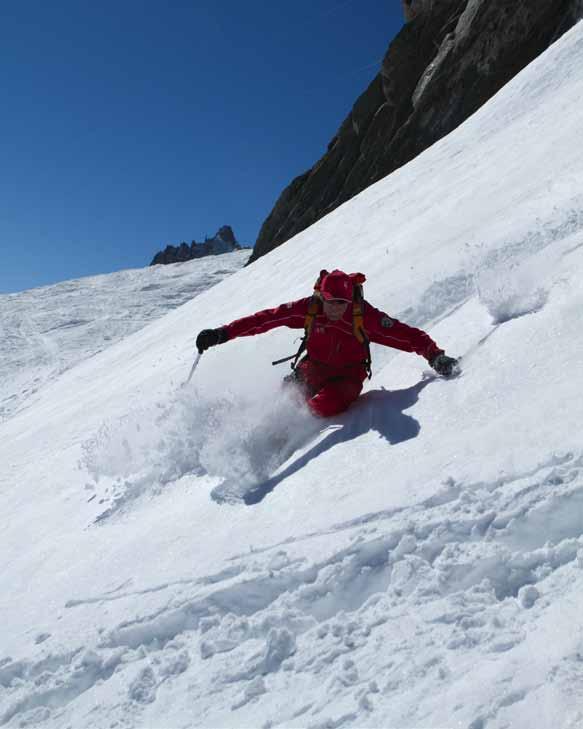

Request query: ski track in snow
[{"left": 2, "top": 451, "right": 583, "bottom": 727}]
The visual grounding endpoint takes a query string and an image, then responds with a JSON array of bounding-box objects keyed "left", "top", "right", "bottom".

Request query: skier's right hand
[{"left": 196, "top": 328, "right": 228, "bottom": 353}]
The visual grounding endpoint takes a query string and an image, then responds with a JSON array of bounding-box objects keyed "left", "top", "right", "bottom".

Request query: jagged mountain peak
[{"left": 150, "top": 225, "right": 242, "bottom": 266}]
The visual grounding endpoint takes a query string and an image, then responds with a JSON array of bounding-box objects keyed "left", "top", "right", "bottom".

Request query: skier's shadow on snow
[{"left": 243, "top": 374, "right": 436, "bottom": 505}]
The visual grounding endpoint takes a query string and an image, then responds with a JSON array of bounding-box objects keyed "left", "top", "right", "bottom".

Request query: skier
[{"left": 196, "top": 269, "right": 458, "bottom": 418}]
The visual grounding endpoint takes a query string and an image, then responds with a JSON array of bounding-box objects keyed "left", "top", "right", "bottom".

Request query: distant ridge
[{"left": 150, "top": 225, "right": 242, "bottom": 265}]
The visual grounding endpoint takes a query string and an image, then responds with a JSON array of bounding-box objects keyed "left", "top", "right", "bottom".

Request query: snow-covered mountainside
[
  {"left": 0, "top": 251, "right": 248, "bottom": 421},
  {"left": 2, "top": 23, "right": 583, "bottom": 729}
]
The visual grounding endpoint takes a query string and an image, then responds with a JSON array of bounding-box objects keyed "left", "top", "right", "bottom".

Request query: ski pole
[{"left": 184, "top": 350, "right": 202, "bottom": 385}]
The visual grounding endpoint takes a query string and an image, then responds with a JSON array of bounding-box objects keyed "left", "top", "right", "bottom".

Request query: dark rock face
[
  {"left": 249, "top": 0, "right": 582, "bottom": 264},
  {"left": 402, "top": 0, "right": 428, "bottom": 23},
  {"left": 150, "top": 225, "right": 241, "bottom": 266}
]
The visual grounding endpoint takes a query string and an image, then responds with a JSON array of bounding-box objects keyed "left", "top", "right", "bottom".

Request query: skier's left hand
[{"left": 429, "top": 353, "right": 459, "bottom": 377}]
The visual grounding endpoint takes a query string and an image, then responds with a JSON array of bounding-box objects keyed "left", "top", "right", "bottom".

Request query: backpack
[{"left": 272, "top": 270, "right": 372, "bottom": 378}]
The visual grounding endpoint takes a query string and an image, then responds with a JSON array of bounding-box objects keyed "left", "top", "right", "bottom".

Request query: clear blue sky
[{"left": 1, "top": 1, "right": 404, "bottom": 293}]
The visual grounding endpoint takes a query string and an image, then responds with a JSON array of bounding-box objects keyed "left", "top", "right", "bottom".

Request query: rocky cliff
[
  {"left": 248, "top": 0, "right": 583, "bottom": 264},
  {"left": 150, "top": 225, "right": 241, "bottom": 266}
]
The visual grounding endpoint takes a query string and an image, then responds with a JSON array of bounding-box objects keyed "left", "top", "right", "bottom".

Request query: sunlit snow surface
[
  {"left": 2, "top": 25, "right": 583, "bottom": 729},
  {"left": 0, "top": 251, "right": 248, "bottom": 421}
]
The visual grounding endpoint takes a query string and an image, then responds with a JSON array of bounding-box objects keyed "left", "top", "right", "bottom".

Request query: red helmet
[{"left": 319, "top": 270, "right": 354, "bottom": 301}]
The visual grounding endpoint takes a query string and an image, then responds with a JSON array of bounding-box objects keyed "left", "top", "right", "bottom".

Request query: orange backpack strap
[
  {"left": 294, "top": 286, "right": 323, "bottom": 370},
  {"left": 272, "top": 282, "right": 324, "bottom": 369},
  {"left": 350, "top": 273, "right": 372, "bottom": 378},
  {"left": 303, "top": 270, "right": 327, "bottom": 333},
  {"left": 304, "top": 294, "right": 321, "bottom": 336}
]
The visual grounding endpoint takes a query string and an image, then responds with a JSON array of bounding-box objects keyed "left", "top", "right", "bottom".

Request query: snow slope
[
  {"left": 2, "top": 23, "right": 583, "bottom": 729},
  {"left": 0, "top": 251, "right": 248, "bottom": 422}
]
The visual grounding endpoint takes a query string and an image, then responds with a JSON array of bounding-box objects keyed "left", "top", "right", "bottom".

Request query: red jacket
[{"left": 224, "top": 298, "right": 442, "bottom": 367}]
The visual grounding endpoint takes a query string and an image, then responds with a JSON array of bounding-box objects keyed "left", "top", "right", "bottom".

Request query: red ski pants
[{"left": 291, "top": 359, "right": 366, "bottom": 418}]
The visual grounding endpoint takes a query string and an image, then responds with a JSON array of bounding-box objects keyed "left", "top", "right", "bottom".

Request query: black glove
[
  {"left": 196, "top": 327, "right": 228, "bottom": 353},
  {"left": 429, "top": 353, "right": 459, "bottom": 377}
]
